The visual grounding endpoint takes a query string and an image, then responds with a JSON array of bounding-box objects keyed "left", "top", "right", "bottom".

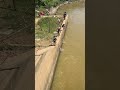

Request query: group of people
[{"left": 51, "top": 12, "right": 67, "bottom": 46}]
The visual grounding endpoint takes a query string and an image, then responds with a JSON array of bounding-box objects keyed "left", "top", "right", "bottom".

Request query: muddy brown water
[{"left": 51, "top": 2, "right": 85, "bottom": 90}]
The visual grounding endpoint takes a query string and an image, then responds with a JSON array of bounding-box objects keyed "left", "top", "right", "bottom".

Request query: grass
[{"left": 35, "top": 17, "right": 62, "bottom": 40}]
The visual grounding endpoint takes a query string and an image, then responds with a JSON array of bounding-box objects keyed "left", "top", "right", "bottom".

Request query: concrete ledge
[{"left": 35, "top": 15, "right": 68, "bottom": 90}]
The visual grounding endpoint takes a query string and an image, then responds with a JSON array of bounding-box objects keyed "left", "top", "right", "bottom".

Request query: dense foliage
[{"left": 35, "top": 0, "right": 70, "bottom": 8}]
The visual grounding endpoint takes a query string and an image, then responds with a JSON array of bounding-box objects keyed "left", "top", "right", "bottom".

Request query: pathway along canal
[{"left": 51, "top": 2, "right": 85, "bottom": 90}]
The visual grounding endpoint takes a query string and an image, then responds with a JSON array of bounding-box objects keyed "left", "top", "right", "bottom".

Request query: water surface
[{"left": 51, "top": 2, "right": 85, "bottom": 90}]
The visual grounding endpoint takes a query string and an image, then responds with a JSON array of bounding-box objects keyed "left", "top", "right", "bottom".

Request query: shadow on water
[{"left": 51, "top": 2, "right": 85, "bottom": 90}]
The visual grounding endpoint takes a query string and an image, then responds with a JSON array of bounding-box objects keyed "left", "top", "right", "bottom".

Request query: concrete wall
[
  {"left": 45, "top": 17, "right": 68, "bottom": 90},
  {"left": 35, "top": 15, "right": 68, "bottom": 90}
]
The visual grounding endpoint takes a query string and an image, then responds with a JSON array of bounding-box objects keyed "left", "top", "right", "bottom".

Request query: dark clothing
[
  {"left": 63, "top": 12, "right": 67, "bottom": 20},
  {"left": 53, "top": 38, "right": 57, "bottom": 43},
  {"left": 52, "top": 36, "right": 57, "bottom": 43},
  {"left": 62, "top": 24, "right": 65, "bottom": 27},
  {"left": 57, "top": 28, "right": 60, "bottom": 35}
]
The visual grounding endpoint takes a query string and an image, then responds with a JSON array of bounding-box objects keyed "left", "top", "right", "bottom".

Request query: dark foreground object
[
  {"left": 86, "top": 0, "right": 120, "bottom": 90},
  {"left": 0, "top": 0, "right": 35, "bottom": 90}
]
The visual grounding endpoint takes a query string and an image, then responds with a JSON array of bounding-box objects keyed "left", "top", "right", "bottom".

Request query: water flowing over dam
[{"left": 51, "top": 2, "right": 85, "bottom": 90}]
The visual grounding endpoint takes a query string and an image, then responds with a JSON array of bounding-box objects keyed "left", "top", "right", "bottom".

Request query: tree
[{"left": 44, "top": 0, "right": 54, "bottom": 9}]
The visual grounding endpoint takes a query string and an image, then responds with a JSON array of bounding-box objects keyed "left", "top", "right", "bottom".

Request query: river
[{"left": 51, "top": 2, "right": 85, "bottom": 90}]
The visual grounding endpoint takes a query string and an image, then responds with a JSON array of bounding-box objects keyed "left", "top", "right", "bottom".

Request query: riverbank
[
  {"left": 35, "top": 0, "right": 80, "bottom": 16},
  {"left": 35, "top": 0, "right": 80, "bottom": 24},
  {"left": 35, "top": 1, "right": 83, "bottom": 90},
  {"left": 35, "top": 15, "right": 63, "bottom": 50},
  {"left": 35, "top": 15, "right": 68, "bottom": 90},
  {"left": 35, "top": 1, "right": 80, "bottom": 49},
  {"left": 35, "top": 1, "right": 70, "bottom": 16},
  {"left": 35, "top": 1, "right": 68, "bottom": 25}
]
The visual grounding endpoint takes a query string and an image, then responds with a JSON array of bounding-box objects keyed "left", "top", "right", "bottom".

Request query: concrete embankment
[{"left": 35, "top": 15, "right": 68, "bottom": 90}]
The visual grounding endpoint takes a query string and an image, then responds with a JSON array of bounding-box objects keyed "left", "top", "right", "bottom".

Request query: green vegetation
[
  {"left": 35, "top": 0, "right": 64, "bottom": 16},
  {"left": 35, "top": 0, "right": 67, "bottom": 8},
  {"left": 35, "top": 0, "right": 79, "bottom": 9},
  {"left": 35, "top": 0, "right": 79, "bottom": 16},
  {"left": 35, "top": 0, "right": 79, "bottom": 40},
  {"left": 35, "top": 17, "right": 61, "bottom": 39}
]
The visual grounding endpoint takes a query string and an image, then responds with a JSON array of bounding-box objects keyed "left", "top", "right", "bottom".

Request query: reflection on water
[{"left": 51, "top": 2, "right": 85, "bottom": 90}]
